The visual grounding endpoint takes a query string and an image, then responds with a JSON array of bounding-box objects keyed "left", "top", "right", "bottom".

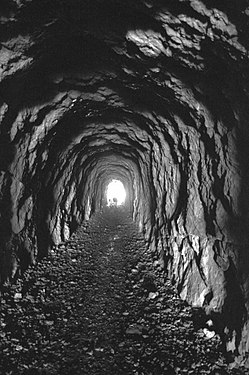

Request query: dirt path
[{"left": 0, "top": 208, "right": 246, "bottom": 374}]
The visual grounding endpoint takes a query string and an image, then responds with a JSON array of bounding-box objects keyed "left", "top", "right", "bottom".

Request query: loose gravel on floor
[{"left": 0, "top": 207, "right": 247, "bottom": 375}]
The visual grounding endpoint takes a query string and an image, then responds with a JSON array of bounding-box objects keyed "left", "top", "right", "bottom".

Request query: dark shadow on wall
[
  {"left": 224, "top": 259, "right": 247, "bottom": 349},
  {"left": 0, "top": 172, "right": 14, "bottom": 283}
]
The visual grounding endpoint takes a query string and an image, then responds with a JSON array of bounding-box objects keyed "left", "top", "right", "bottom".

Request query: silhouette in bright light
[{"left": 106, "top": 180, "right": 126, "bottom": 206}]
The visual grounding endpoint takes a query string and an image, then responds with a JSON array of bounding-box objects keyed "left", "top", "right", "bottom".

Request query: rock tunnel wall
[{"left": 0, "top": 0, "right": 249, "bottom": 367}]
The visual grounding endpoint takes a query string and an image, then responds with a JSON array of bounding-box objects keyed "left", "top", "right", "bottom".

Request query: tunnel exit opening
[{"left": 106, "top": 179, "right": 126, "bottom": 207}]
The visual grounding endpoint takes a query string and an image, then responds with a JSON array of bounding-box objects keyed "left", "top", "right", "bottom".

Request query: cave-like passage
[{"left": 0, "top": 207, "right": 233, "bottom": 375}]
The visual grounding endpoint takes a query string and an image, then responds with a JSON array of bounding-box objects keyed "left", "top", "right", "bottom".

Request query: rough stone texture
[
  {"left": 0, "top": 0, "right": 249, "bottom": 368},
  {"left": 0, "top": 208, "right": 244, "bottom": 374}
]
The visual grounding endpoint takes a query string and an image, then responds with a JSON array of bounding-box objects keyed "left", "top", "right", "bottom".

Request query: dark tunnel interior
[{"left": 0, "top": 0, "right": 249, "bottom": 373}]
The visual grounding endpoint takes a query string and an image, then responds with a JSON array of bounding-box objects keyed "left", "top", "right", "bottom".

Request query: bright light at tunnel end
[{"left": 106, "top": 179, "right": 126, "bottom": 206}]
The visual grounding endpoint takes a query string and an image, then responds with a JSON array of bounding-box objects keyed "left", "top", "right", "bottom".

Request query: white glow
[{"left": 106, "top": 180, "right": 126, "bottom": 206}]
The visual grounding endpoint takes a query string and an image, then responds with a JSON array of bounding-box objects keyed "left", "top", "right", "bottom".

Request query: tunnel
[{"left": 0, "top": 0, "right": 249, "bottom": 373}]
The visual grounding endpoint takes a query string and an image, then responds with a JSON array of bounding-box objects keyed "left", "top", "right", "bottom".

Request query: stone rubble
[
  {"left": 0, "top": 208, "right": 246, "bottom": 375},
  {"left": 0, "top": 1, "right": 249, "bottom": 366}
]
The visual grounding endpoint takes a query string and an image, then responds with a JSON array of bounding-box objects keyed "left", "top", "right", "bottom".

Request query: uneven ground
[{"left": 0, "top": 208, "right": 247, "bottom": 375}]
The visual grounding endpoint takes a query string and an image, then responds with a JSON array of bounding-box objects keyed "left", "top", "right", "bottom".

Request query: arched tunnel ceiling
[{"left": 1, "top": 0, "right": 249, "bottom": 367}]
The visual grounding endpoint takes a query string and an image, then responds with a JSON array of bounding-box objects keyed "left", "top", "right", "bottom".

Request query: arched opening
[
  {"left": 106, "top": 179, "right": 126, "bottom": 207},
  {"left": 0, "top": 1, "right": 249, "bottom": 369}
]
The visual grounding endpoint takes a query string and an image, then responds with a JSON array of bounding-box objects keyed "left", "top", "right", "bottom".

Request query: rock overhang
[{"left": 0, "top": 0, "right": 249, "bottom": 367}]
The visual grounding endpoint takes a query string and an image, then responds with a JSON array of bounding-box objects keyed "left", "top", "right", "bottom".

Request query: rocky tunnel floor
[{"left": 0, "top": 208, "right": 246, "bottom": 375}]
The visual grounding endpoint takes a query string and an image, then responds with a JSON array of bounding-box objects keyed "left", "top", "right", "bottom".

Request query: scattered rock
[
  {"left": 148, "top": 291, "right": 159, "bottom": 299},
  {"left": 0, "top": 210, "right": 245, "bottom": 374}
]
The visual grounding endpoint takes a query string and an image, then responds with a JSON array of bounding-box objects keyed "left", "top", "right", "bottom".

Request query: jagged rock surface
[
  {"left": 0, "top": 208, "right": 246, "bottom": 374},
  {"left": 0, "top": 0, "right": 249, "bottom": 367}
]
